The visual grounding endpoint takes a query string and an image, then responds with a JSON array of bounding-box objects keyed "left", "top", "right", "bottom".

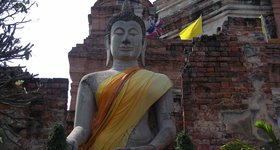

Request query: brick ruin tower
[{"left": 68, "top": 0, "right": 280, "bottom": 148}]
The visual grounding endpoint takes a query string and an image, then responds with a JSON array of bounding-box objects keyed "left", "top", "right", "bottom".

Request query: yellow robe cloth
[{"left": 84, "top": 67, "right": 172, "bottom": 150}]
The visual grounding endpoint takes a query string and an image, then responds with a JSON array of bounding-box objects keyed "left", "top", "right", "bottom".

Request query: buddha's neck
[{"left": 111, "top": 60, "right": 139, "bottom": 72}]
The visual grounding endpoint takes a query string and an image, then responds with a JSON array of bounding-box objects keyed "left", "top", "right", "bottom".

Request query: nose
[{"left": 122, "top": 38, "right": 130, "bottom": 45}]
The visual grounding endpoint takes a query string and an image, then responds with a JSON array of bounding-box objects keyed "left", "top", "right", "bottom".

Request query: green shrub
[
  {"left": 46, "top": 124, "right": 67, "bottom": 150},
  {"left": 220, "top": 140, "right": 255, "bottom": 150},
  {"left": 175, "top": 131, "right": 194, "bottom": 150},
  {"left": 255, "top": 121, "right": 280, "bottom": 150},
  {"left": 220, "top": 121, "right": 280, "bottom": 150}
]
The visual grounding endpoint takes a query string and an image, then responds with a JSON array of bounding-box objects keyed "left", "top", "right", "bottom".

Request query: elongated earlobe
[
  {"left": 141, "top": 40, "right": 147, "bottom": 66},
  {"left": 106, "top": 50, "right": 111, "bottom": 66},
  {"left": 105, "top": 36, "right": 112, "bottom": 66}
]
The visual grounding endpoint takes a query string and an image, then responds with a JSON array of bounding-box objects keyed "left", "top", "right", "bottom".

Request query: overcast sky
[
  {"left": 15, "top": 0, "right": 94, "bottom": 79},
  {"left": 15, "top": 0, "right": 155, "bottom": 79}
]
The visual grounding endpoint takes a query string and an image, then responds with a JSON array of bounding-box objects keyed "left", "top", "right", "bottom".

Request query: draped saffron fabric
[{"left": 83, "top": 67, "right": 172, "bottom": 150}]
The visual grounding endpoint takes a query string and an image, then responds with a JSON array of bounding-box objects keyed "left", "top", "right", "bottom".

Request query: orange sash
[{"left": 82, "top": 67, "right": 172, "bottom": 150}]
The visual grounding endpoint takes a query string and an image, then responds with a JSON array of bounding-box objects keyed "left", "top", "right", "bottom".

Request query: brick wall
[
  {"left": 0, "top": 78, "right": 68, "bottom": 150},
  {"left": 182, "top": 17, "right": 280, "bottom": 149}
]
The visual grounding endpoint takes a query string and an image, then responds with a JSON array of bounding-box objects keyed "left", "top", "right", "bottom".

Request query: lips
[{"left": 119, "top": 47, "right": 133, "bottom": 51}]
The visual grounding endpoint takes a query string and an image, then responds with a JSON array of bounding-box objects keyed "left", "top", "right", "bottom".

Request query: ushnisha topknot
[
  {"left": 105, "top": 0, "right": 146, "bottom": 44},
  {"left": 121, "top": 0, "right": 134, "bottom": 13}
]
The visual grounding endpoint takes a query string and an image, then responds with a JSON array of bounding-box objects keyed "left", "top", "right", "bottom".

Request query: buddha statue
[{"left": 66, "top": 0, "right": 176, "bottom": 149}]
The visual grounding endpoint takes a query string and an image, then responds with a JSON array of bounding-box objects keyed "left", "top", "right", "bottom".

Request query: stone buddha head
[{"left": 105, "top": 0, "right": 147, "bottom": 66}]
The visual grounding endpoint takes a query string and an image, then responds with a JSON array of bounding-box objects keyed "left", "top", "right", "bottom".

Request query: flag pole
[
  {"left": 192, "top": 15, "right": 203, "bottom": 43},
  {"left": 260, "top": 15, "right": 268, "bottom": 43}
]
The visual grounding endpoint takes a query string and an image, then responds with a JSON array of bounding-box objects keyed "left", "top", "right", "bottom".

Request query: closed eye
[
  {"left": 114, "top": 28, "right": 124, "bottom": 35},
  {"left": 129, "top": 29, "right": 139, "bottom": 36}
]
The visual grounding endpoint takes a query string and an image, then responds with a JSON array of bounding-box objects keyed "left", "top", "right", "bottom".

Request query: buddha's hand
[
  {"left": 66, "top": 138, "right": 78, "bottom": 150},
  {"left": 116, "top": 145, "right": 157, "bottom": 150}
]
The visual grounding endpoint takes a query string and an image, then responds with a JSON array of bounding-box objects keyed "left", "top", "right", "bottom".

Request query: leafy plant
[
  {"left": 220, "top": 140, "right": 256, "bottom": 150},
  {"left": 175, "top": 131, "right": 194, "bottom": 150},
  {"left": 46, "top": 124, "right": 67, "bottom": 150},
  {"left": 255, "top": 121, "right": 280, "bottom": 150},
  {"left": 220, "top": 121, "right": 280, "bottom": 150}
]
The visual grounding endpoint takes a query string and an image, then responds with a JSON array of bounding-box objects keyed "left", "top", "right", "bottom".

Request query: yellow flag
[
  {"left": 259, "top": 15, "right": 265, "bottom": 33},
  {"left": 179, "top": 15, "right": 203, "bottom": 40}
]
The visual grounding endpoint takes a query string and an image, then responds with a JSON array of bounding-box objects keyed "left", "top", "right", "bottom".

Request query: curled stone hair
[{"left": 105, "top": 0, "right": 146, "bottom": 44}]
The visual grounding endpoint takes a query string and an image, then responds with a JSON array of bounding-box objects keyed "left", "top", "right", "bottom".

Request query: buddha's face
[{"left": 110, "top": 20, "right": 143, "bottom": 61}]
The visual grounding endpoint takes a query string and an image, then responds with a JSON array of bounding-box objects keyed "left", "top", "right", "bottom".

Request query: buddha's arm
[
  {"left": 67, "top": 78, "right": 95, "bottom": 149},
  {"left": 149, "top": 89, "right": 176, "bottom": 149}
]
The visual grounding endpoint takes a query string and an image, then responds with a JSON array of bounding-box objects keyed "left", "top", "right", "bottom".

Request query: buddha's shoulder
[
  {"left": 80, "top": 70, "right": 115, "bottom": 83},
  {"left": 154, "top": 72, "right": 168, "bottom": 77},
  {"left": 144, "top": 70, "right": 171, "bottom": 81}
]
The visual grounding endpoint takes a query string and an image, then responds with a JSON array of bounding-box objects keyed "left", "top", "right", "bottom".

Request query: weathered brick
[{"left": 182, "top": 17, "right": 280, "bottom": 149}]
